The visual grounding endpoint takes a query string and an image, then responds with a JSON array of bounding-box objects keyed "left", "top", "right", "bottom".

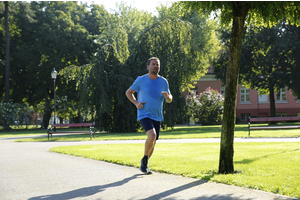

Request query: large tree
[
  {"left": 4, "top": 1, "right": 9, "bottom": 102},
  {"left": 214, "top": 21, "right": 298, "bottom": 119},
  {"left": 241, "top": 21, "right": 296, "bottom": 118},
  {"left": 1, "top": 2, "right": 100, "bottom": 127},
  {"left": 181, "top": 1, "right": 300, "bottom": 174},
  {"left": 62, "top": 3, "right": 220, "bottom": 132},
  {"left": 283, "top": 23, "right": 300, "bottom": 99},
  {"left": 133, "top": 7, "right": 220, "bottom": 127}
]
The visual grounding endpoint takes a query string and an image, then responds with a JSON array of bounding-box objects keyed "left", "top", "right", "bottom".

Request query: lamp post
[
  {"left": 257, "top": 76, "right": 264, "bottom": 119},
  {"left": 51, "top": 68, "right": 57, "bottom": 129},
  {"left": 257, "top": 90, "right": 260, "bottom": 118}
]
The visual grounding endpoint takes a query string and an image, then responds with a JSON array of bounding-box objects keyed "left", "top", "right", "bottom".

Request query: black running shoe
[
  {"left": 140, "top": 157, "right": 148, "bottom": 173},
  {"left": 146, "top": 168, "right": 152, "bottom": 174}
]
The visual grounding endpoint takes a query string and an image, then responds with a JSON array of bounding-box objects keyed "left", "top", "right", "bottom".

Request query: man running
[{"left": 125, "top": 57, "right": 173, "bottom": 174}]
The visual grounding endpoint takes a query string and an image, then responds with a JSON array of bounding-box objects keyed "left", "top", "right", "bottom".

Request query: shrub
[
  {"left": 0, "top": 102, "right": 30, "bottom": 130},
  {"left": 186, "top": 87, "right": 224, "bottom": 125}
]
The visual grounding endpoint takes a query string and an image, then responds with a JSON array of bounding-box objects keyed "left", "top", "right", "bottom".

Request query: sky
[{"left": 79, "top": 0, "right": 174, "bottom": 14}]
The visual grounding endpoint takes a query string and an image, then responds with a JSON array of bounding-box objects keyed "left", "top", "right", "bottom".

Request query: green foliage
[
  {"left": 0, "top": 102, "right": 30, "bottom": 129},
  {"left": 181, "top": 2, "right": 300, "bottom": 27},
  {"left": 241, "top": 21, "right": 294, "bottom": 93},
  {"left": 1, "top": 2, "right": 220, "bottom": 132},
  {"left": 282, "top": 22, "right": 300, "bottom": 99},
  {"left": 132, "top": 8, "right": 220, "bottom": 128},
  {"left": 94, "top": 11, "right": 130, "bottom": 63},
  {"left": 197, "top": 87, "right": 224, "bottom": 125},
  {"left": 214, "top": 21, "right": 300, "bottom": 116},
  {"left": 113, "top": 2, "right": 155, "bottom": 53},
  {"left": 61, "top": 4, "right": 220, "bottom": 132},
  {"left": 62, "top": 44, "right": 137, "bottom": 132},
  {"left": 186, "top": 87, "right": 224, "bottom": 125}
]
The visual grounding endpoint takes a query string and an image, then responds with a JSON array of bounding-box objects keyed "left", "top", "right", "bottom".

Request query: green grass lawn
[
  {"left": 50, "top": 142, "right": 300, "bottom": 199},
  {"left": 0, "top": 129, "right": 46, "bottom": 138},
  {"left": 7, "top": 122, "right": 300, "bottom": 142}
]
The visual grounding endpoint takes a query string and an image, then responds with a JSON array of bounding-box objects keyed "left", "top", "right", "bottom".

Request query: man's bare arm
[
  {"left": 161, "top": 91, "right": 173, "bottom": 103},
  {"left": 125, "top": 88, "right": 145, "bottom": 109}
]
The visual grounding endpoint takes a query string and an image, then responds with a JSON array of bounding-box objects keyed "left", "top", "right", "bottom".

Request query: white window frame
[
  {"left": 276, "top": 87, "right": 287, "bottom": 102},
  {"left": 258, "top": 94, "right": 269, "bottom": 103},
  {"left": 240, "top": 87, "right": 250, "bottom": 103}
]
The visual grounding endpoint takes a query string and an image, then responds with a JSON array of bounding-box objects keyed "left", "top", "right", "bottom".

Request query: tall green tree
[
  {"left": 62, "top": 3, "right": 220, "bottom": 132},
  {"left": 61, "top": 8, "right": 136, "bottom": 132},
  {"left": 181, "top": 1, "right": 300, "bottom": 174},
  {"left": 132, "top": 7, "right": 220, "bottom": 127},
  {"left": 4, "top": 2, "right": 99, "bottom": 127},
  {"left": 113, "top": 2, "right": 155, "bottom": 53},
  {"left": 241, "top": 22, "right": 295, "bottom": 118},
  {"left": 214, "top": 21, "right": 298, "bottom": 119},
  {"left": 282, "top": 23, "right": 300, "bottom": 99},
  {"left": 0, "top": 1, "right": 35, "bottom": 102},
  {"left": 4, "top": 1, "right": 9, "bottom": 102}
]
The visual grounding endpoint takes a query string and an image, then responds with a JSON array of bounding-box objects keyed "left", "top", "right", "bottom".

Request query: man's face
[{"left": 147, "top": 59, "right": 160, "bottom": 75}]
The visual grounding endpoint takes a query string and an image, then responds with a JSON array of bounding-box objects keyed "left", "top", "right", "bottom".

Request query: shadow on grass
[
  {"left": 235, "top": 148, "right": 300, "bottom": 164},
  {"left": 163, "top": 126, "right": 222, "bottom": 135}
]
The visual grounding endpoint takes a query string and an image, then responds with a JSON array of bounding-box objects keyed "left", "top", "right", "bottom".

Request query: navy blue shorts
[{"left": 140, "top": 118, "right": 161, "bottom": 140}]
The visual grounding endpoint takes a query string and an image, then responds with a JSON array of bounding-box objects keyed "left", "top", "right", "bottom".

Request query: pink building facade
[{"left": 192, "top": 74, "right": 300, "bottom": 123}]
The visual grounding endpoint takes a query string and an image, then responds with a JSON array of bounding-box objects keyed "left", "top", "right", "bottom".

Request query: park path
[{"left": 0, "top": 137, "right": 299, "bottom": 200}]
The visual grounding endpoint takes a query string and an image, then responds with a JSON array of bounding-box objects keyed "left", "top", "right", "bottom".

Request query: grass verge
[
  {"left": 9, "top": 123, "right": 300, "bottom": 142},
  {"left": 50, "top": 142, "right": 300, "bottom": 198}
]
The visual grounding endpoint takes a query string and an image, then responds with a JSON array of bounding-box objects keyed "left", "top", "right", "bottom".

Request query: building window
[
  {"left": 276, "top": 113, "right": 287, "bottom": 117},
  {"left": 276, "top": 87, "right": 287, "bottom": 102},
  {"left": 220, "top": 85, "right": 225, "bottom": 96},
  {"left": 241, "top": 113, "right": 250, "bottom": 121},
  {"left": 258, "top": 94, "right": 269, "bottom": 103},
  {"left": 240, "top": 87, "right": 250, "bottom": 103}
]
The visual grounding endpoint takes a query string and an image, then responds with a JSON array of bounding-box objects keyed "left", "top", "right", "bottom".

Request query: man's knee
[{"left": 147, "top": 129, "right": 156, "bottom": 142}]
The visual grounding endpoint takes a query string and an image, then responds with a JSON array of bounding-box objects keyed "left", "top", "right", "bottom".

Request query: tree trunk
[
  {"left": 5, "top": 1, "right": 10, "bottom": 103},
  {"left": 218, "top": 2, "right": 250, "bottom": 174},
  {"left": 269, "top": 87, "right": 277, "bottom": 124},
  {"left": 269, "top": 88, "right": 276, "bottom": 117},
  {"left": 43, "top": 109, "right": 51, "bottom": 129}
]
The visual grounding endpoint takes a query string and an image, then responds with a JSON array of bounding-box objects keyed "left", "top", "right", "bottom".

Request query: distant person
[{"left": 125, "top": 57, "right": 173, "bottom": 174}]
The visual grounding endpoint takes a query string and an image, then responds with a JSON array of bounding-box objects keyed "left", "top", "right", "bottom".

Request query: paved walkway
[{"left": 0, "top": 137, "right": 299, "bottom": 200}]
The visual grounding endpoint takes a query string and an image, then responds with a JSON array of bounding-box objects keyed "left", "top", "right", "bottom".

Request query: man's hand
[
  {"left": 161, "top": 91, "right": 173, "bottom": 103},
  {"left": 136, "top": 102, "right": 146, "bottom": 109}
]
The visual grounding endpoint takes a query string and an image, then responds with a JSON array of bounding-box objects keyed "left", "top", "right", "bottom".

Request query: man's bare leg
[
  {"left": 140, "top": 128, "right": 156, "bottom": 174},
  {"left": 144, "top": 128, "right": 156, "bottom": 157},
  {"left": 148, "top": 140, "right": 156, "bottom": 159}
]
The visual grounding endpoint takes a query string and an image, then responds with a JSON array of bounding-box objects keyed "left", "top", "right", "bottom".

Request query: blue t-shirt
[{"left": 130, "top": 74, "right": 170, "bottom": 121}]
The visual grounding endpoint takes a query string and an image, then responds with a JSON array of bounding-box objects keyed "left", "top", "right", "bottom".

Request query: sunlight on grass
[
  {"left": 50, "top": 142, "right": 300, "bottom": 198},
  {"left": 11, "top": 123, "right": 300, "bottom": 142},
  {"left": 0, "top": 130, "right": 46, "bottom": 138}
]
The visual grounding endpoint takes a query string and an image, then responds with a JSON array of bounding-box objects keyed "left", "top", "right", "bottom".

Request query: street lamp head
[{"left": 51, "top": 68, "right": 57, "bottom": 79}]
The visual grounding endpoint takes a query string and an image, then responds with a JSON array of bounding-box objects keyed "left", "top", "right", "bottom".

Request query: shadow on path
[
  {"left": 143, "top": 179, "right": 206, "bottom": 200},
  {"left": 29, "top": 174, "right": 143, "bottom": 200},
  {"left": 28, "top": 175, "right": 216, "bottom": 200}
]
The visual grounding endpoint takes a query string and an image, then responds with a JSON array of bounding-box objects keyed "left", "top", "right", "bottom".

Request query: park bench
[
  {"left": 47, "top": 122, "right": 95, "bottom": 140},
  {"left": 248, "top": 116, "right": 300, "bottom": 136}
]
